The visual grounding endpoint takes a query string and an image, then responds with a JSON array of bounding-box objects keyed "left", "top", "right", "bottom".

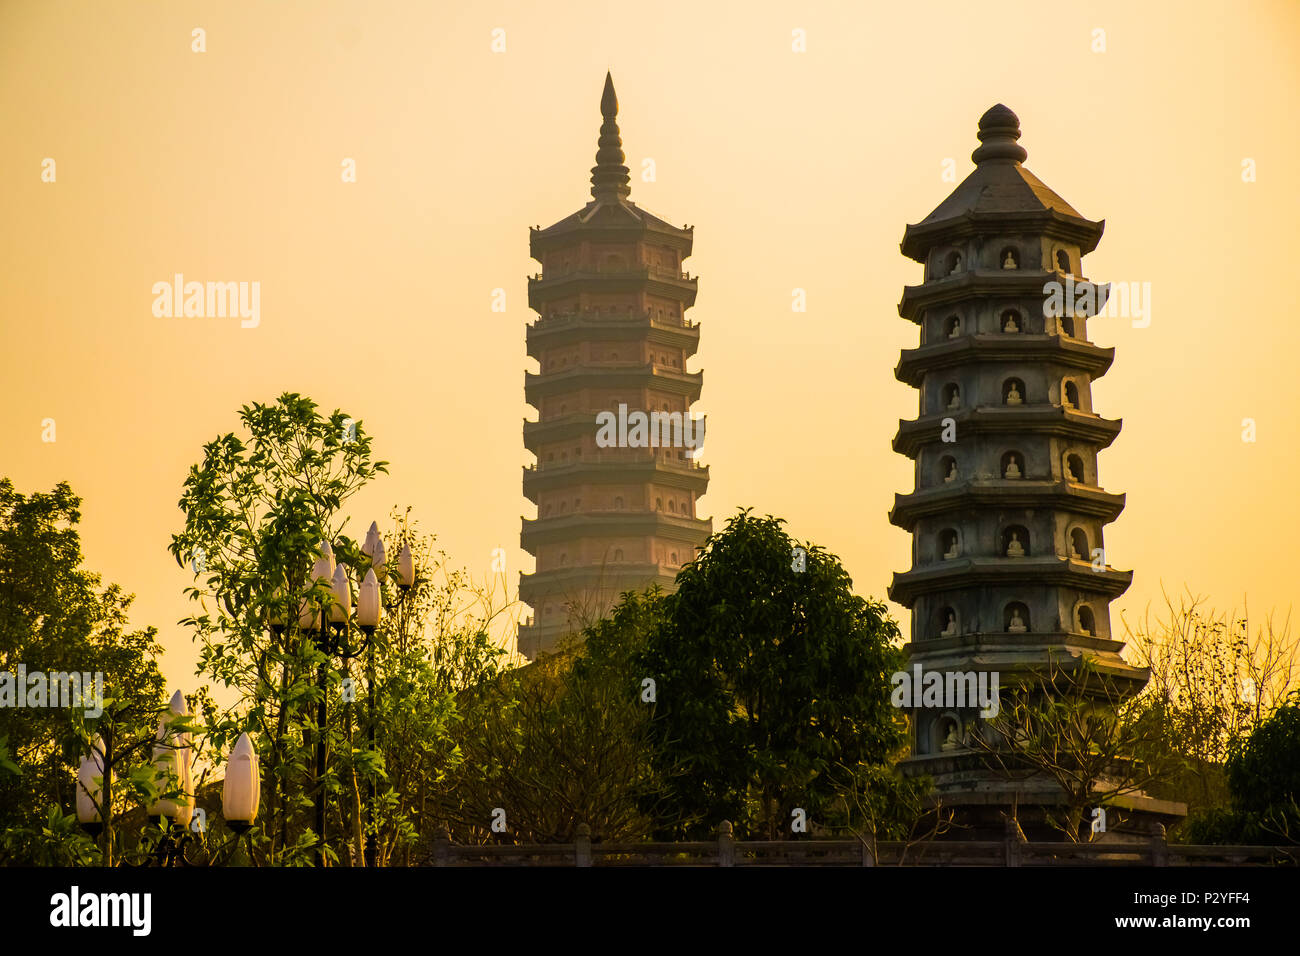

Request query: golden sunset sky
[{"left": 2, "top": 0, "right": 1297, "bottom": 696}]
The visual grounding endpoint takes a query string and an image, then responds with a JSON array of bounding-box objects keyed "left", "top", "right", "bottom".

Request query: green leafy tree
[
  {"left": 442, "top": 589, "right": 669, "bottom": 845},
  {"left": 0, "top": 479, "right": 167, "bottom": 866},
  {"left": 1186, "top": 693, "right": 1300, "bottom": 845},
  {"left": 635, "top": 509, "right": 908, "bottom": 839},
  {"left": 169, "top": 395, "right": 511, "bottom": 865}
]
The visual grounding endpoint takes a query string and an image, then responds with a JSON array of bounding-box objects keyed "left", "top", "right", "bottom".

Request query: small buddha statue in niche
[
  {"left": 950, "top": 255, "right": 961, "bottom": 274},
  {"left": 945, "top": 462, "right": 958, "bottom": 483},
  {"left": 1006, "top": 532, "right": 1025, "bottom": 558},
  {"left": 1008, "top": 609, "right": 1028, "bottom": 633},
  {"left": 1079, "top": 618, "right": 1092, "bottom": 637},
  {"left": 1004, "top": 455, "right": 1022, "bottom": 479},
  {"left": 947, "top": 318, "right": 961, "bottom": 339},
  {"left": 1003, "top": 314, "right": 1020, "bottom": 333},
  {"left": 941, "top": 723, "right": 961, "bottom": 752},
  {"left": 947, "top": 390, "right": 960, "bottom": 411},
  {"left": 940, "top": 613, "right": 957, "bottom": 637},
  {"left": 943, "top": 537, "right": 959, "bottom": 560},
  {"left": 1002, "top": 251, "right": 1017, "bottom": 269},
  {"left": 1005, "top": 383, "right": 1023, "bottom": 406},
  {"left": 1063, "top": 389, "right": 1074, "bottom": 409}
]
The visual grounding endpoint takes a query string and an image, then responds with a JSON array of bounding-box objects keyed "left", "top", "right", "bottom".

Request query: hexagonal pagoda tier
[
  {"left": 517, "top": 74, "right": 711, "bottom": 660},
  {"left": 888, "top": 105, "right": 1184, "bottom": 839}
]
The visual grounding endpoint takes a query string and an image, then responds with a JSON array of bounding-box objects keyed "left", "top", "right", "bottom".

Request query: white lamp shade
[
  {"left": 358, "top": 569, "right": 382, "bottom": 628},
  {"left": 329, "top": 565, "right": 351, "bottom": 623},
  {"left": 148, "top": 744, "right": 191, "bottom": 819},
  {"left": 311, "top": 540, "right": 335, "bottom": 585},
  {"left": 362, "top": 521, "right": 385, "bottom": 577},
  {"left": 395, "top": 542, "right": 415, "bottom": 588},
  {"left": 297, "top": 595, "right": 319, "bottom": 631},
  {"left": 222, "top": 733, "right": 260, "bottom": 825},
  {"left": 76, "top": 740, "right": 104, "bottom": 824}
]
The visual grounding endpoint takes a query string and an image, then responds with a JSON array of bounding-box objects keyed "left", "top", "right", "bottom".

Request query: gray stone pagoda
[{"left": 888, "top": 105, "right": 1183, "bottom": 838}]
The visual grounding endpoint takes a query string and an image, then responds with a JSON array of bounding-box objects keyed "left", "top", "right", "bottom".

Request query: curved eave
[
  {"left": 520, "top": 512, "right": 712, "bottom": 549},
  {"left": 889, "top": 480, "right": 1125, "bottom": 531},
  {"left": 888, "top": 557, "right": 1133, "bottom": 607},
  {"left": 903, "top": 633, "right": 1149, "bottom": 685},
  {"left": 528, "top": 272, "right": 698, "bottom": 310},
  {"left": 526, "top": 316, "right": 700, "bottom": 354},
  {"left": 522, "top": 461, "right": 710, "bottom": 502},
  {"left": 519, "top": 564, "right": 680, "bottom": 598},
  {"left": 895, "top": 335, "right": 1114, "bottom": 387},
  {"left": 530, "top": 206, "right": 694, "bottom": 257},
  {"left": 892, "top": 407, "right": 1121, "bottom": 459},
  {"left": 525, "top": 366, "right": 703, "bottom": 404},
  {"left": 897, "top": 269, "right": 1113, "bottom": 322},
  {"left": 899, "top": 209, "right": 1105, "bottom": 263}
]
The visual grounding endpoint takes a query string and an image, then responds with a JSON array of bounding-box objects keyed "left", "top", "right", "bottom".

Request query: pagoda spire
[
  {"left": 971, "top": 103, "right": 1028, "bottom": 165},
  {"left": 590, "top": 72, "right": 631, "bottom": 200}
]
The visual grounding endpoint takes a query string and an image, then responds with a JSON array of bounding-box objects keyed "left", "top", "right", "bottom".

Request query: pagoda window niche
[
  {"left": 1000, "top": 246, "right": 1020, "bottom": 269},
  {"left": 1056, "top": 249, "right": 1072, "bottom": 274},
  {"left": 943, "top": 383, "right": 962, "bottom": 411},
  {"left": 614, "top": 496, "right": 624, "bottom": 510},
  {"left": 945, "top": 315, "right": 962, "bottom": 338},
  {"left": 655, "top": 497, "right": 663, "bottom": 510},
  {"left": 938, "top": 606, "right": 959, "bottom": 637},
  {"left": 1001, "top": 450, "right": 1024, "bottom": 479},
  {"left": 1065, "top": 452, "right": 1086, "bottom": 483},
  {"left": 670, "top": 551, "right": 678, "bottom": 564},
  {"left": 613, "top": 549, "right": 624, "bottom": 561},
  {"left": 1002, "top": 377, "right": 1026, "bottom": 405},
  {"left": 1077, "top": 604, "right": 1096, "bottom": 636},
  {"left": 602, "top": 253, "right": 629, "bottom": 272},
  {"left": 1059, "top": 315, "right": 1075, "bottom": 338},
  {"left": 936, "top": 713, "right": 963, "bottom": 752},
  {"left": 1004, "top": 602, "right": 1031, "bottom": 633},
  {"left": 940, "top": 528, "right": 961, "bottom": 560},
  {"left": 1002, "top": 525, "right": 1030, "bottom": 558},
  {"left": 940, "top": 454, "right": 958, "bottom": 484},
  {"left": 945, "top": 251, "right": 962, "bottom": 276},
  {"left": 1070, "top": 527, "right": 1090, "bottom": 561},
  {"left": 1001, "top": 309, "right": 1022, "bottom": 333},
  {"left": 1063, "top": 380, "right": 1080, "bottom": 409}
]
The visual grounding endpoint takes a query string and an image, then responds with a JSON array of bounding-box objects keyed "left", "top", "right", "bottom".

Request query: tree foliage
[{"left": 633, "top": 509, "right": 908, "bottom": 839}]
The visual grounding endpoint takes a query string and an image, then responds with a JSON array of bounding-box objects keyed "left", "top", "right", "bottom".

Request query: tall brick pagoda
[
  {"left": 888, "top": 105, "right": 1183, "bottom": 838},
  {"left": 517, "top": 74, "right": 711, "bottom": 660}
]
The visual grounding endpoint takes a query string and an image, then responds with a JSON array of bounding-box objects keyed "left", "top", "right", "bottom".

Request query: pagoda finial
[
  {"left": 590, "top": 72, "right": 631, "bottom": 200},
  {"left": 972, "top": 104, "right": 1028, "bottom": 165}
]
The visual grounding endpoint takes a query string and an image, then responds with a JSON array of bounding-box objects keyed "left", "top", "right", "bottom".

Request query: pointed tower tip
[
  {"left": 591, "top": 73, "right": 630, "bottom": 200},
  {"left": 601, "top": 71, "right": 618, "bottom": 119}
]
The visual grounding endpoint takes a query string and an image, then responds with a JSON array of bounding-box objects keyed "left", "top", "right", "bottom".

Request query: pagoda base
[{"left": 903, "top": 752, "right": 1186, "bottom": 843}]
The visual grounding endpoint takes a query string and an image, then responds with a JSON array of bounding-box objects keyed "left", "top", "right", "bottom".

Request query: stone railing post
[
  {"left": 1004, "top": 817, "right": 1024, "bottom": 867},
  {"left": 433, "top": 827, "right": 451, "bottom": 867},
  {"left": 1150, "top": 823, "right": 1168, "bottom": 866},
  {"left": 717, "top": 820, "right": 735, "bottom": 867},
  {"left": 861, "top": 828, "right": 876, "bottom": 867},
  {"left": 575, "top": 823, "right": 592, "bottom": 867}
]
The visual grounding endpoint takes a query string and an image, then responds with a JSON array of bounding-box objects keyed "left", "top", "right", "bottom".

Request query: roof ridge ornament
[
  {"left": 590, "top": 72, "right": 632, "bottom": 200},
  {"left": 971, "top": 104, "right": 1028, "bottom": 165}
]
